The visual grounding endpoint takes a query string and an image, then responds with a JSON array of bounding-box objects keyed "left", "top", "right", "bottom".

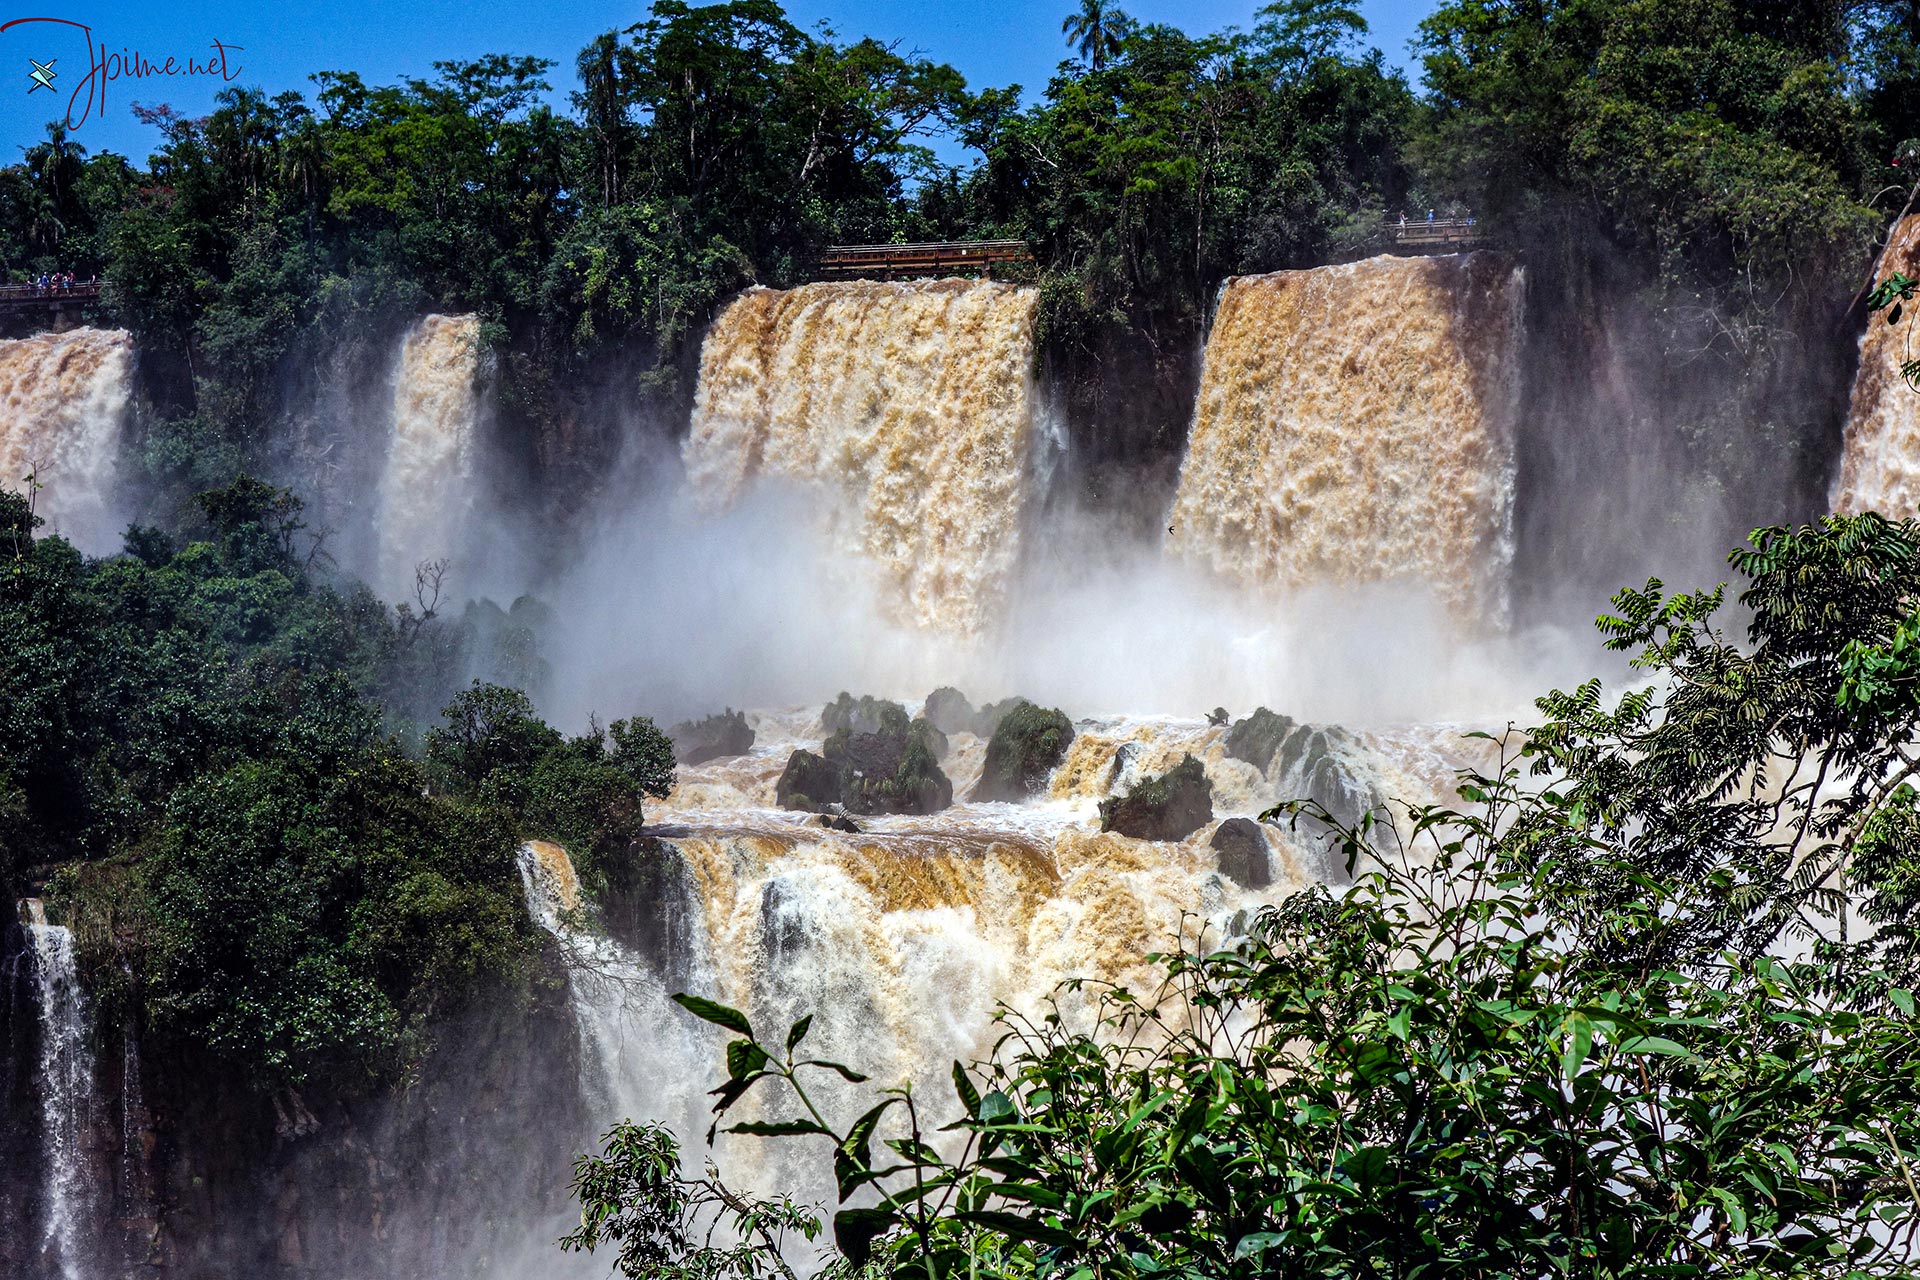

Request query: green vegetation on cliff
[{"left": 3, "top": 481, "right": 670, "bottom": 1090}]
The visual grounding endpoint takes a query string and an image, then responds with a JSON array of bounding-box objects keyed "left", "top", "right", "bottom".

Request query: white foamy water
[
  {"left": 26, "top": 921, "right": 99, "bottom": 1280},
  {"left": 526, "top": 695, "right": 1490, "bottom": 1253}
]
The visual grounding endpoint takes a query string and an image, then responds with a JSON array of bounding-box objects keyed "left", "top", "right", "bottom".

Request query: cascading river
[
  {"left": 1167, "top": 253, "right": 1524, "bottom": 621},
  {"left": 1834, "top": 213, "right": 1920, "bottom": 516},
  {"left": 0, "top": 328, "right": 134, "bottom": 554},
  {"left": 684, "top": 280, "right": 1046, "bottom": 634},
  {"left": 377, "top": 314, "right": 483, "bottom": 598},
  {"left": 526, "top": 703, "right": 1474, "bottom": 1241}
]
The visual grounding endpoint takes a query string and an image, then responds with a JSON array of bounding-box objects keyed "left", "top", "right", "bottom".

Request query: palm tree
[{"left": 1062, "top": 0, "right": 1128, "bottom": 71}]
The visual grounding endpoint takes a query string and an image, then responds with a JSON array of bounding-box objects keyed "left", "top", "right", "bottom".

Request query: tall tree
[{"left": 1062, "top": 0, "right": 1130, "bottom": 71}]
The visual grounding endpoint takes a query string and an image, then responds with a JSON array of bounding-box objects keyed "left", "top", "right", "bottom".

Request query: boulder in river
[
  {"left": 1210, "top": 817, "right": 1272, "bottom": 888},
  {"left": 668, "top": 708, "right": 755, "bottom": 764},
  {"left": 776, "top": 718, "right": 953, "bottom": 816},
  {"left": 924, "top": 687, "right": 1024, "bottom": 739},
  {"left": 822, "top": 692, "right": 910, "bottom": 737},
  {"left": 1100, "top": 753, "right": 1213, "bottom": 842},
  {"left": 1225, "top": 706, "right": 1382, "bottom": 836},
  {"left": 970, "top": 700, "right": 1074, "bottom": 802}
]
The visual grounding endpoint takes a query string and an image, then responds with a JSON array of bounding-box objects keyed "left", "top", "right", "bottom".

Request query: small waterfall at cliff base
[
  {"left": 514, "top": 842, "right": 713, "bottom": 1159},
  {"left": 685, "top": 280, "right": 1045, "bottom": 635},
  {"left": 1168, "top": 254, "right": 1524, "bottom": 621},
  {"left": 1835, "top": 214, "right": 1920, "bottom": 516},
  {"left": 0, "top": 328, "right": 134, "bottom": 554},
  {"left": 19, "top": 906, "right": 101, "bottom": 1280},
  {"left": 377, "top": 314, "right": 483, "bottom": 599}
]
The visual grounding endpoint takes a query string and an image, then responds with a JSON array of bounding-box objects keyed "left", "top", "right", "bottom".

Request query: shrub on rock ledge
[{"left": 668, "top": 709, "right": 754, "bottom": 764}]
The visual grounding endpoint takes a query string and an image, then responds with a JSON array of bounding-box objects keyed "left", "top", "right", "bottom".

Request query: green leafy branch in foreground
[
  {"left": 1867, "top": 271, "right": 1920, "bottom": 390},
  {"left": 586, "top": 791, "right": 1920, "bottom": 1278},
  {"left": 563, "top": 1118, "right": 820, "bottom": 1280}
]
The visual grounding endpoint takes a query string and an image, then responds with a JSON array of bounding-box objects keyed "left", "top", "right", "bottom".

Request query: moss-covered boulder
[
  {"left": 1224, "top": 706, "right": 1298, "bottom": 773},
  {"left": 774, "top": 749, "right": 844, "bottom": 813},
  {"left": 775, "top": 719, "right": 952, "bottom": 816},
  {"left": 822, "top": 692, "right": 910, "bottom": 737},
  {"left": 1100, "top": 754, "right": 1213, "bottom": 842},
  {"left": 667, "top": 708, "right": 755, "bottom": 764},
  {"left": 970, "top": 701, "right": 1074, "bottom": 802}
]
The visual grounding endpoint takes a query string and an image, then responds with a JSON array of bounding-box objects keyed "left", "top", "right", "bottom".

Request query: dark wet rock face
[
  {"left": 971, "top": 701, "right": 1074, "bottom": 802},
  {"left": 776, "top": 719, "right": 953, "bottom": 816},
  {"left": 775, "top": 749, "right": 844, "bottom": 813},
  {"left": 1101, "top": 754, "right": 1213, "bottom": 842},
  {"left": 923, "top": 687, "right": 978, "bottom": 736},
  {"left": 1210, "top": 817, "right": 1272, "bottom": 888},
  {"left": 1225, "top": 706, "right": 1383, "bottom": 840},
  {"left": 1225, "top": 707, "right": 1296, "bottom": 773},
  {"left": 602, "top": 836, "right": 702, "bottom": 987},
  {"left": 924, "top": 688, "right": 1023, "bottom": 739},
  {"left": 668, "top": 709, "right": 755, "bottom": 764}
]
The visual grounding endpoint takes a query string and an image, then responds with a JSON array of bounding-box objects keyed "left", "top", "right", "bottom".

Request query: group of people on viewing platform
[{"left": 28, "top": 270, "right": 86, "bottom": 294}]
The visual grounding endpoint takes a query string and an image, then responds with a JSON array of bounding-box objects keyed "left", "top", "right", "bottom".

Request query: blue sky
[{"left": 0, "top": 0, "right": 1434, "bottom": 165}]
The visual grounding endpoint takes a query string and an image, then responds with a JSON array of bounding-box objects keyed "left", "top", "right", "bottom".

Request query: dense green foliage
[
  {"left": 573, "top": 516, "right": 1920, "bottom": 1278},
  {"left": 3, "top": 481, "right": 671, "bottom": 1088}
]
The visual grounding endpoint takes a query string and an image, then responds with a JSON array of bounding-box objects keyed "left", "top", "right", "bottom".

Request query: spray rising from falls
[
  {"left": 378, "top": 314, "right": 482, "bottom": 599},
  {"left": 1168, "top": 254, "right": 1524, "bottom": 621},
  {"left": 0, "top": 328, "right": 133, "bottom": 554},
  {"left": 685, "top": 281, "right": 1045, "bottom": 634},
  {"left": 1834, "top": 214, "right": 1920, "bottom": 516},
  {"left": 18, "top": 905, "right": 100, "bottom": 1280}
]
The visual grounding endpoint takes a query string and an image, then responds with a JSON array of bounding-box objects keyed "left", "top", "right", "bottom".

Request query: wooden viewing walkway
[
  {"left": 819, "top": 240, "right": 1033, "bottom": 279},
  {"left": 0, "top": 280, "right": 106, "bottom": 311},
  {"left": 1393, "top": 218, "right": 1488, "bottom": 249}
]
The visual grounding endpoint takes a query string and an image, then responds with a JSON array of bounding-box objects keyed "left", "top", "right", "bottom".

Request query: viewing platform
[
  {"left": 0, "top": 281, "right": 107, "bottom": 334},
  {"left": 0, "top": 280, "right": 105, "bottom": 308},
  {"left": 818, "top": 240, "right": 1033, "bottom": 280},
  {"left": 1393, "top": 219, "right": 1488, "bottom": 251}
]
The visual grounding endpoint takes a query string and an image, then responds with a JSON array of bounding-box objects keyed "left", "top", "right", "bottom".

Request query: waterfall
[
  {"left": 377, "top": 314, "right": 482, "bottom": 600},
  {"left": 1834, "top": 214, "right": 1920, "bottom": 516},
  {"left": 514, "top": 842, "right": 712, "bottom": 1157},
  {"left": 23, "top": 912, "right": 99, "bottom": 1280},
  {"left": 0, "top": 328, "right": 134, "bottom": 555},
  {"left": 684, "top": 280, "right": 1044, "bottom": 634},
  {"left": 1167, "top": 253, "right": 1524, "bottom": 621}
]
